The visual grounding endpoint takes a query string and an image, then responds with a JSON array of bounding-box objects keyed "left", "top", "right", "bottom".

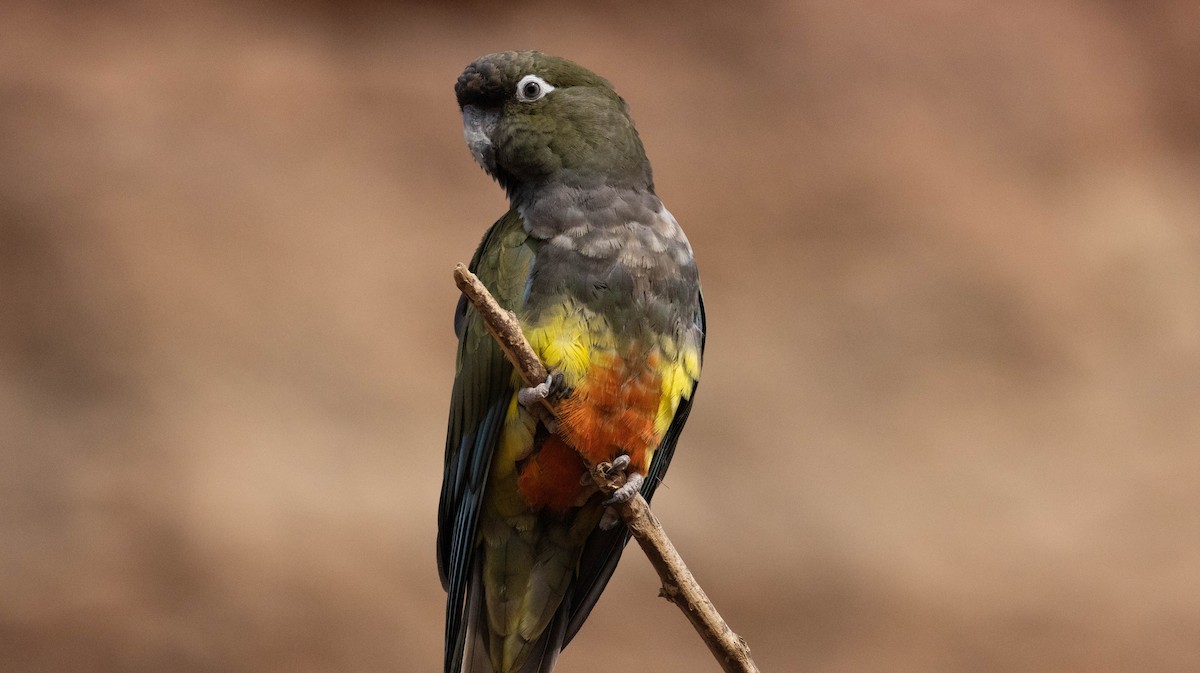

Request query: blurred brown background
[{"left": 3, "top": 1, "right": 1199, "bottom": 671}]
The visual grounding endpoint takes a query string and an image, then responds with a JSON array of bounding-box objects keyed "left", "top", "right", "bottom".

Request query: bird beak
[{"left": 461, "top": 105, "right": 500, "bottom": 174}]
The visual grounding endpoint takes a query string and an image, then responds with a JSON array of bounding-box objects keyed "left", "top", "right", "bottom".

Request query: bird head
[{"left": 455, "top": 51, "right": 654, "bottom": 201}]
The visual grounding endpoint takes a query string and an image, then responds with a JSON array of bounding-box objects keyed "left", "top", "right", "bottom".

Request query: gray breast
[{"left": 520, "top": 185, "right": 701, "bottom": 338}]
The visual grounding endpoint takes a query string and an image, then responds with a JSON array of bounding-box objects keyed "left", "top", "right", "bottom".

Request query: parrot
[{"left": 438, "top": 51, "right": 705, "bottom": 673}]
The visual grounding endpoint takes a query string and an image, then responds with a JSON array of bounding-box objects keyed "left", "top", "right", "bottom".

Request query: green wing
[{"left": 438, "top": 210, "right": 533, "bottom": 673}]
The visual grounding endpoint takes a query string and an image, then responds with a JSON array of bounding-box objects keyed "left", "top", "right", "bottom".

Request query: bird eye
[{"left": 515, "top": 74, "right": 554, "bottom": 102}]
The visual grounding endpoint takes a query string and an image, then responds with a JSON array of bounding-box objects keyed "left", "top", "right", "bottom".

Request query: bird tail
[
  {"left": 512, "top": 594, "right": 569, "bottom": 673},
  {"left": 458, "top": 568, "right": 571, "bottom": 673},
  {"left": 460, "top": 565, "right": 491, "bottom": 672}
]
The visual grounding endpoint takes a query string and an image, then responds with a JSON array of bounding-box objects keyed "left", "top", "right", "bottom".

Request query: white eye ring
[{"left": 515, "top": 74, "right": 554, "bottom": 102}]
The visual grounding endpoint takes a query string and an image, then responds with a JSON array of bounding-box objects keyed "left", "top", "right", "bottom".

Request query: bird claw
[
  {"left": 546, "top": 371, "right": 570, "bottom": 399},
  {"left": 603, "top": 454, "right": 631, "bottom": 478}
]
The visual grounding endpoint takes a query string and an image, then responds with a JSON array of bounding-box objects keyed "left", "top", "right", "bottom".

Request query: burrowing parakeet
[{"left": 438, "top": 51, "right": 705, "bottom": 673}]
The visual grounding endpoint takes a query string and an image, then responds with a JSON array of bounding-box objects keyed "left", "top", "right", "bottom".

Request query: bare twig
[{"left": 453, "top": 263, "right": 761, "bottom": 673}]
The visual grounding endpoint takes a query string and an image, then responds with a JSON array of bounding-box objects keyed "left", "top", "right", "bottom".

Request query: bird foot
[
  {"left": 517, "top": 372, "right": 569, "bottom": 407},
  {"left": 600, "top": 455, "right": 643, "bottom": 506},
  {"left": 582, "top": 454, "right": 632, "bottom": 487},
  {"left": 595, "top": 455, "right": 642, "bottom": 530},
  {"left": 518, "top": 372, "right": 569, "bottom": 432},
  {"left": 517, "top": 374, "right": 552, "bottom": 408},
  {"left": 603, "top": 471, "right": 643, "bottom": 506}
]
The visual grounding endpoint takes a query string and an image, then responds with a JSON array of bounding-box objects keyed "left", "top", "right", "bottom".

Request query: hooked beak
[{"left": 461, "top": 105, "right": 500, "bottom": 174}]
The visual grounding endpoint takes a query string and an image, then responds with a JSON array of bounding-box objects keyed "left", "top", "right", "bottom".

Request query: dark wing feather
[
  {"left": 438, "top": 212, "right": 530, "bottom": 673},
  {"left": 562, "top": 291, "right": 707, "bottom": 644},
  {"left": 438, "top": 215, "right": 510, "bottom": 587}
]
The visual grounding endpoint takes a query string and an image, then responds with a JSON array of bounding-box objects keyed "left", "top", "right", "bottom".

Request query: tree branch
[{"left": 453, "top": 263, "right": 761, "bottom": 673}]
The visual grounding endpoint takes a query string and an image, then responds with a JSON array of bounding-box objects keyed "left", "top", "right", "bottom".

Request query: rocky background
[{"left": 3, "top": 1, "right": 1199, "bottom": 671}]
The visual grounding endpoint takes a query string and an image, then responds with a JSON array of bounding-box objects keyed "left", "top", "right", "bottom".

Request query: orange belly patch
[
  {"left": 516, "top": 352, "right": 665, "bottom": 514},
  {"left": 559, "top": 352, "right": 663, "bottom": 475},
  {"left": 516, "top": 434, "right": 588, "bottom": 512}
]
